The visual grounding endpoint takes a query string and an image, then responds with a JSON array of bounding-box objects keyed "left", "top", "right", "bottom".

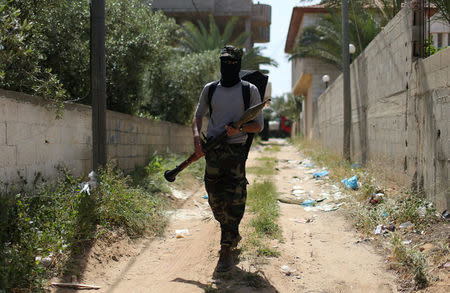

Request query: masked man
[{"left": 192, "top": 45, "right": 263, "bottom": 272}]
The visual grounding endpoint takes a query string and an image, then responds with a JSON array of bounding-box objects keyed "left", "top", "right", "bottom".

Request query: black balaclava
[{"left": 220, "top": 58, "right": 241, "bottom": 87}]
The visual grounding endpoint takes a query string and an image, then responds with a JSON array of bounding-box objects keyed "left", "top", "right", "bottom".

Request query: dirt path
[{"left": 56, "top": 139, "right": 399, "bottom": 292}]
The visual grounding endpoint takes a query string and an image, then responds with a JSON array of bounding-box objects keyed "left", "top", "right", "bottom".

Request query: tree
[
  {"left": 181, "top": 15, "right": 277, "bottom": 71},
  {"left": 0, "top": 1, "right": 66, "bottom": 113},
  {"left": 269, "top": 94, "right": 303, "bottom": 121},
  {"left": 141, "top": 50, "right": 219, "bottom": 124},
  {"left": 289, "top": 3, "right": 381, "bottom": 69},
  {"left": 429, "top": 0, "right": 450, "bottom": 25},
  {"left": 9, "top": 0, "right": 179, "bottom": 114}
]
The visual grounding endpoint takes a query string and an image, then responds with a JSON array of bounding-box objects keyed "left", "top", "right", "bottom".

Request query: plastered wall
[
  {"left": 310, "top": 5, "right": 449, "bottom": 211},
  {"left": 0, "top": 89, "right": 192, "bottom": 189}
]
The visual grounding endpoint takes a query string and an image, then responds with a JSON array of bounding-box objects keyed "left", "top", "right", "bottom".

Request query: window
[
  {"left": 448, "top": 33, "right": 450, "bottom": 46},
  {"left": 437, "top": 33, "right": 443, "bottom": 48}
]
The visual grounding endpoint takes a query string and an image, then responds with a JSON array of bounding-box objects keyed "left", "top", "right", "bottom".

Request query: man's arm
[
  {"left": 225, "top": 121, "right": 261, "bottom": 136},
  {"left": 192, "top": 117, "right": 205, "bottom": 158}
]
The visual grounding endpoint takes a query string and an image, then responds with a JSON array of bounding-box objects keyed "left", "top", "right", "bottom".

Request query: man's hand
[
  {"left": 193, "top": 136, "right": 205, "bottom": 160},
  {"left": 225, "top": 125, "right": 240, "bottom": 136}
]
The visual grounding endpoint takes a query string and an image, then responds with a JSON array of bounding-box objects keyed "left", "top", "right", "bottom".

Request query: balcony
[{"left": 251, "top": 4, "right": 271, "bottom": 25}]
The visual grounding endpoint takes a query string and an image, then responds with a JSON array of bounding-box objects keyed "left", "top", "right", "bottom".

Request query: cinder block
[
  {"left": 0, "top": 145, "right": 17, "bottom": 167},
  {"left": 17, "top": 143, "right": 36, "bottom": 165},
  {"left": 0, "top": 98, "right": 19, "bottom": 122}
]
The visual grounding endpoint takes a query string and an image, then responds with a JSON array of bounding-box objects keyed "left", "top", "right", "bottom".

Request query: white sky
[{"left": 256, "top": 0, "right": 321, "bottom": 97}]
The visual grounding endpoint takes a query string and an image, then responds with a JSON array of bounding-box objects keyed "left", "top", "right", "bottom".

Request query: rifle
[{"left": 164, "top": 98, "right": 271, "bottom": 182}]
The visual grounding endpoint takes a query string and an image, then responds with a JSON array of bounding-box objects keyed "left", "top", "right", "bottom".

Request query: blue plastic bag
[
  {"left": 301, "top": 199, "right": 316, "bottom": 206},
  {"left": 313, "top": 170, "right": 329, "bottom": 178},
  {"left": 341, "top": 175, "right": 358, "bottom": 190}
]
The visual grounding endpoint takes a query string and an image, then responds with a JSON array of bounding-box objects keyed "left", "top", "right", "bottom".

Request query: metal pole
[
  {"left": 90, "top": 0, "right": 107, "bottom": 170},
  {"left": 342, "top": 0, "right": 351, "bottom": 161}
]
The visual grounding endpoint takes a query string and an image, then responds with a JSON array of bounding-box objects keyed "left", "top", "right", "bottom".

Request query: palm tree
[
  {"left": 181, "top": 15, "right": 277, "bottom": 71},
  {"left": 289, "top": 5, "right": 381, "bottom": 69}
]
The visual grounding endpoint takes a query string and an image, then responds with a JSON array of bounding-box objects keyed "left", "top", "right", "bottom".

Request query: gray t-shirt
[{"left": 194, "top": 81, "right": 264, "bottom": 144}]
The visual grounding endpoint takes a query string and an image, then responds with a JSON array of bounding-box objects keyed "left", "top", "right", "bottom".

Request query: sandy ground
[{"left": 51, "top": 139, "right": 402, "bottom": 293}]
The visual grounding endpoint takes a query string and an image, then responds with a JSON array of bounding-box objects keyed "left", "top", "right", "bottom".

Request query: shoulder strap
[
  {"left": 241, "top": 81, "right": 251, "bottom": 111},
  {"left": 207, "top": 81, "right": 219, "bottom": 117},
  {"left": 242, "top": 81, "right": 255, "bottom": 158}
]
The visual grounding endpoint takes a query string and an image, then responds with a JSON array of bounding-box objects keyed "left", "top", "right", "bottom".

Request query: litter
[
  {"left": 351, "top": 163, "right": 362, "bottom": 169},
  {"left": 341, "top": 175, "right": 358, "bottom": 190},
  {"left": 303, "top": 163, "right": 315, "bottom": 168},
  {"left": 292, "top": 215, "right": 316, "bottom": 224},
  {"left": 333, "top": 192, "right": 347, "bottom": 200},
  {"left": 79, "top": 171, "right": 98, "bottom": 195},
  {"left": 292, "top": 189, "right": 306, "bottom": 196},
  {"left": 292, "top": 185, "right": 303, "bottom": 190},
  {"left": 417, "top": 206, "right": 427, "bottom": 218},
  {"left": 441, "top": 210, "right": 449, "bottom": 220},
  {"left": 203, "top": 194, "right": 208, "bottom": 199},
  {"left": 402, "top": 240, "right": 412, "bottom": 245},
  {"left": 369, "top": 193, "right": 384, "bottom": 205},
  {"left": 280, "top": 265, "right": 296, "bottom": 276},
  {"left": 301, "top": 199, "right": 316, "bottom": 207},
  {"left": 374, "top": 223, "right": 395, "bottom": 235},
  {"left": 175, "top": 229, "right": 190, "bottom": 238},
  {"left": 399, "top": 221, "right": 414, "bottom": 229},
  {"left": 313, "top": 170, "right": 329, "bottom": 179},
  {"left": 317, "top": 203, "right": 342, "bottom": 212}
]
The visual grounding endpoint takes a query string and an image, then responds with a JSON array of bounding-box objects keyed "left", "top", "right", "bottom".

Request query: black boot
[{"left": 216, "top": 244, "right": 233, "bottom": 272}]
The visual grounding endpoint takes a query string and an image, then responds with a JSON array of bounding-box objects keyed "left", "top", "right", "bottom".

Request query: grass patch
[
  {"left": 242, "top": 181, "right": 281, "bottom": 260},
  {"left": 246, "top": 157, "right": 276, "bottom": 176},
  {"left": 0, "top": 152, "right": 203, "bottom": 292},
  {"left": 264, "top": 145, "right": 281, "bottom": 153},
  {"left": 247, "top": 181, "right": 280, "bottom": 239}
]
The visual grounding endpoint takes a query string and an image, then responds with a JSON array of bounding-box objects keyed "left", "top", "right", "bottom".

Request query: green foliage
[
  {"left": 142, "top": 50, "right": 219, "bottom": 124},
  {"left": 247, "top": 157, "right": 277, "bottom": 176},
  {"left": 247, "top": 181, "right": 280, "bottom": 239},
  {"left": 391, "top": 234, "right": 428, "bottom": 289},
  {"left": 0, "top": 162, "right": 170, "bottom": 291},
  {"left": 8, "top": 0, "right": 180, "bottom": 115},
  {"left": 0, "top": 168, "right": 90, "bottom": 290},
  {"left": 290, "top": 1, "right": 383, "bottom": 69},
  {"left": 0, "top": 1, "right": 67, "bottom": 115},
  {"left": 181, "top": 14, "right": 276, "bottom": 72},
  {"left": 181, "top": 15, "right": 250, "bottom": 52},
  {"left": 269, "top": 93, "right": 303, "bottom": 121},
  {"left": 96, "top": 164, "right": 168, "bottom": 237}
]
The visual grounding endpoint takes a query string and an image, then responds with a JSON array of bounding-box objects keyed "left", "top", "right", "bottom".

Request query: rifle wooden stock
[{"left": 164, "top": 152, "right": 201, "bottom": 182}]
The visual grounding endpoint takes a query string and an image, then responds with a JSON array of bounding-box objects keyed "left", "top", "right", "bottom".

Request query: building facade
[
  {"left": 285, "top": 5, "right": 341, "bottom": 139},
  {"left": 151, "top": 0, "right": 271, "bottom": 49}
]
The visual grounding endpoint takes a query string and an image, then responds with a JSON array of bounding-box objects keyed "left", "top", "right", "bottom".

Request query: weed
[
  {"left": 241, "top": 271, "right": 267, "bottom": 288},
  {"left": 246, "top": 157, "right": 276, "bottom": 176},
  {"left": 0, "top": 156, "right": 176, "bottom": 291},
  {"left": 95, "top": 163, "right": 169, "bottom": 237},
  {"left": 391, "top": 234, "right": 428, "bottom": 289}
]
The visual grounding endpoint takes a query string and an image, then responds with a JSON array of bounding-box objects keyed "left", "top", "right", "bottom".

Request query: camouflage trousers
[{"left": 204, "top": 143, "right": 248, "bottom": 246}]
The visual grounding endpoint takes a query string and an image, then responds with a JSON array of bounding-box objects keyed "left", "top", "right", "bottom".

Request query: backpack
[{"left": 207, "top": 80, "right": 254, "bottom": 156}]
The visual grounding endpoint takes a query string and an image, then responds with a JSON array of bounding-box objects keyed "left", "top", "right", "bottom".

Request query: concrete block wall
[
  {"left": 310, "top": 5, "right": 450, "bottom": 211},
  {"left": 0, "top": 89, "right": 193, "bottom": 189}
]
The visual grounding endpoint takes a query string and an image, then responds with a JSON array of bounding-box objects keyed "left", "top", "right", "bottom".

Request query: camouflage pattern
[
  {"left": 220, "top": 45, "right": 243, "bottom": 61},
  {"left": 205, "top": 142, "right": 248, "bottom": 245}
]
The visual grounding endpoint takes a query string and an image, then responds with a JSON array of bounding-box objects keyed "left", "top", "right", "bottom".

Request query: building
[
  {"left": 286, "top": 4, "right": 450, "bottom": 139},
  {"left": 285, "top": 5, "right": 341, "bottom": 139},
  {"left": 151, "top": 0, "right": 271, "bottom": 49}
]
